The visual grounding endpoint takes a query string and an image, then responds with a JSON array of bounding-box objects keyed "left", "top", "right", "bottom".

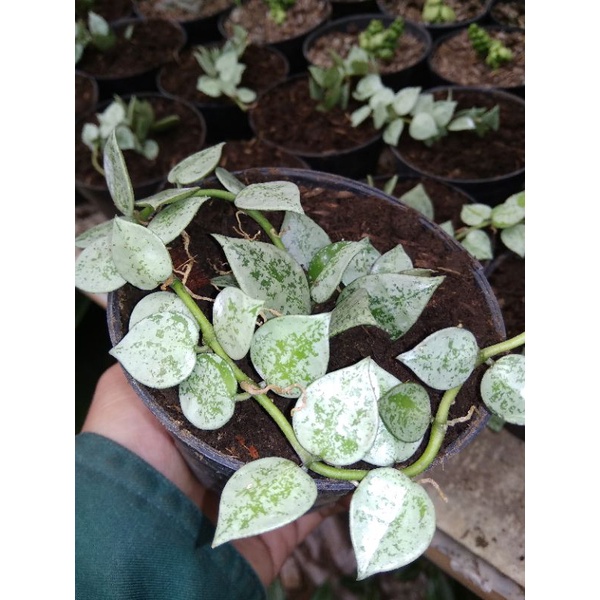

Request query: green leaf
[
  {"left": 213, "top": 235, "right": 311, "bottom": 317},
  {"left": 398, "top": 184, "right": 434, "bottom": 221},
  {"left": 111, "top": 218, "right": 173, "bottom": 290},
  {"left": 481, "top": 354, "right": 525, "bottom": 425},
  {"left": 128, "top": 291, "right": 199, "bottom": 332},
  {"left": 461, "top": 230, "right": 493, "bottom": 260},
  {"left": 350, "top": 468, "right": 436, "bottom": 580},
  {"left": 491, "top": 201, "right": 525, "bottom": 229},
  {"left": 431, "top": 100, "right": 457, "bottom": 127},
  {"left": 409, "top": 113, "right": 439, "bottom": 141},
  {"left": 461, "top": 203, "right": 492, "bottom": 227},
  {"left": 215, "top": 167, "right": 246, "bottom": 194},
  {"left": 135, "top": 187, "right": 201, "bottom": 211},
  {"left": 109, "top": 311, "right": 198, "bottom": 388},
  {"left": 379, "top": 382, "right": 431, "bottom": 443},
  {"left": 500, "top": 223, "right": 525, "bottom": 258},
  {"left": 396, "top": 327, "right": 479, "bottom": 390},
  {"left": 168, "top": 142, "right": 225, "bottom": 185},
  {"left": 280, "top": 211, "right": 331, "bottom": 270},
  {"left": 213, "top": 457, "right": 318, "bottom": 546},
  {"left": 363, "top": 419, "right": 423, "bottom": 467},
  {"left": 392, "top": 87, "right": 421, "bottom": 115},
  {"left": 350, "top": 105, "right": 372, "bottom": 127},
  {"left": 338, "top": 273, "right": 445, "bottom": 340},
  {"left": 370, "top": 244, "right": 413, "bottom": 275},
  {"left": 75, "top": 220, "right": 113, "bottom": 249},
  {"left": 250, "top": 313, "right": 331, "bottom": 398},
  {"left": 146, "top": 196, "right": 210, "bottom": 244},
  {"left": 292, "top": 357, "right": 380, "bottom": 466},
  {"left": 213, "top": 287, "right": 264, "bottom": 360},
  {"left": 383, "top": 118, "right": 405, "bottom": 146},
  {"left": 329, "top": 287, "right": 379, "bottom": 338},
  {"left": 234, "top": 181, "right": 303, "bottom": 214},
  {"left": 341, "top": 239, "right": 381, "bottom": 286},
  {"left": 75, "top": 235, "right": 126, "bottom": 294},
  {"left": 179, "top": 354, "right": 237, "bottom": 430},
  {"left": 103, "top": 130, "right": 134, "bottom": 217}
]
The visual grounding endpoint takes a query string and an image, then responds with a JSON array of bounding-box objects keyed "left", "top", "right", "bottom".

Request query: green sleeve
[{"left": 76, "top": 432, "right": 266, "bottom": 600}]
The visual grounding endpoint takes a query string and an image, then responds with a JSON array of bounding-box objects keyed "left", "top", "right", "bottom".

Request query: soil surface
[
  {"left": 75, "top": 73, "right": 98, "bottom": 121},
  {"left": 133, "top": 0, "right": 233, "bottom": 21},
  {"left": 377, "top": 0, "right": 489, "bottom": 25},
  {"left": 490, "top": 0, "right": 525, "bottom": 28},
  {"left": 429, "top": 26, "right": 525, "bottom": 89},
  {"left": 75, "top": 0, "right": 133, "bottom": 22},
  {"left": 219, "top": 138, "right": 311, "bottom": 169}
]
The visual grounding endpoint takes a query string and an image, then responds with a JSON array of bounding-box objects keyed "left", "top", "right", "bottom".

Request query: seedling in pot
[
  {"left": 421, "top": 0, "right": 456, "bottom": 23},
  {"left": 262, "top": 0, "right": 296, "bottom": 24},
  {"left": 358, "top": 18, "right": 405, "bottom": 61},
  {"left": 75, "top": 11, "right": 117, "bottom": 64},
  {"left": 75, "top": 137, "right": 525, "bottom": 580},
  {"left": 468, "top": 23, "right": 514, "bottom": 69}
]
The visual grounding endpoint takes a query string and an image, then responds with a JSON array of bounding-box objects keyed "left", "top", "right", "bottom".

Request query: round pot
[
  {"left": 389, "top": 85, "right": 524, "bottom": 206},
  {"left": 157, "top": 43, "right": 289, "bottom": 144},
  {"left": 133, "top": 0, "right": 234, "bottom": 44},
  {"left": 427, "top": 24, "right": 525, "bottom": 97},
  {"left": 75, "top": 93, "right": 207, "bottom": 218},
  {"left": 303, "top": 13, "right": 432, "bottom": 90},
  {"left": 248, "top": 74, "right": 383, "bottom": 179},
  {"left": 487, "top": 0, "right": 525, "bottom": 28},
  {"left": 76, "top": 17, "right": 187, "bottom": 101},
  {"left": 75, "top": 71, "right": 99, "bottom": 122},
  {"left": 376, "top": 0, "right": 492, "bottom": 40},
  {"left": 219, "top": 0, "right": 333, "bottom": 74},
  {"left": 107, "top": 167, "right": 506, "bottom": 506}
]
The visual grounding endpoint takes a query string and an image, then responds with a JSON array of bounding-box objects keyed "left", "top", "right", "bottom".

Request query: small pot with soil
[
  {"left": 76, "top": 17, "right": 187, "bottom": 101},
  {"left": 248, "top": 74, "right": 383, "bottom": 179},
  {"left": 76, "top": 71, "right": 99, "bottom": 121},
  {"left": 132, "top": 0, "right": 235, "bottom": 44},
  {"left": 75, "top": 93, "right": 206, "bottom": 217},
  {"left": 219, "top": 0, "right": 333, "bottom": 74},
  {"left": 427, "top": 23, "right": 524, "bottom": 96},
  {"left": 303, "top": 13, "right": 433, "bottom": 90}
]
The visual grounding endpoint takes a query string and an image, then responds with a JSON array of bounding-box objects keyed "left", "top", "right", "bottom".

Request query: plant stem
[{"left": 478, "top": 331, "right": 525, "bottom": 363}]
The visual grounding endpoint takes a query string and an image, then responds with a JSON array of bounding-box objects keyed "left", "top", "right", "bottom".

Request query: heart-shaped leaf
[
  {"left": 461, "top": 203, "right": 492, "bottom": 227},
  {"left": 213, "top": 457, "right": 317, "bottom": 546},
  {"left": 397, "top": 327, "right": 479, "bottom": 390},
  {"left": 179, "top": 354, "right": 237, "bottom": 430},
  {"left": 491, "top": 201, "right": 525, "bottom": 229},
  {"left": 234, "top": 181, "right": 303, "bottom": 214},
  {"left": 103, "top": 130, "right": 134, "bottom": 217},
  {"left": 75, "top": 219, "right": 113, "bottom": 249},
  {"left": 128, "top": 291, "right": 198, "bottom": 331},
  {"left": 250, "top": 313, "right": 331, "bottom": 398},
  {"left": 481, "top": 354, "right": 525, "bottom": 425},
  {"left": 147, "top": 196, "right": 211, "bottom": 244},
  {"left": 168, "top": 143, "right": 225, "bottom": 185},
  {"left": 398, "top": 184, "right": 434, "bottom": 221},
  {"left": 109, "top": 311, "right": 198, "bottom": 388},
  {"left": 379, "top": 382, "right": 431, "bottom": 443},
  {"left": 462, "top": 230, "right": 493, "bottom": 261},
  {"left": 213, "top": 287, "right": 264, "bottom": 360},
  {"left": 292, "top": 357, "right": 379, "bottom": 466},
  {"left": 213, "top": 235, "right": 311, "bottom": 317},
  {"left": 279, "top": 211, "right": 331, "bottom": 270},
  {"left": 75, "top": 235, "right": 126, "bottom": 294},
  {"left": 350, "top": 468, "right": 436, "bottom": 580},
  {"left": 370, "top": 244, "right": 413, "bottom": 275},
  {"left": 341, "top": 239, "right": 381, "bottom": 286},
  {"left": 215, "top": 167, "right": 245, "bottom": 194},
  {"left": 111, "top": 218, "right": 173, "bottom": 290}
]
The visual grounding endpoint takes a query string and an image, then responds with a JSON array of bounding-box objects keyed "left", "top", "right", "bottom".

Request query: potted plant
[{"left": 75, "top": 137, "right": 525, "bottom": 580}]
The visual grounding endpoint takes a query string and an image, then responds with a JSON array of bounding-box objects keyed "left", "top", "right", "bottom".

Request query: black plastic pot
[
  {"left": 330, "top": 0, "right": 380, "bottom": 18},
  {"left": 107, "top": 167, "right": 506, "bottom": 507},
  {"left": 302, "top": 13, "right": 432, "bottom": 90}
]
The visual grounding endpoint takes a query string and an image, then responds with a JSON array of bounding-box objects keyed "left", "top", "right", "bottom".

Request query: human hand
[{"left": 81, "top": 363, "right": 350, "bottom": 587}]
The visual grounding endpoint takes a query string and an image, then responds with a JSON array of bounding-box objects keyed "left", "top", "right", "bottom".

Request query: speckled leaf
[
  {"left": 279, "top": 211, "right": 331, "bottom": 270},
  {"left": 215, "top": 167, "right": 245, "bottom": 194},
  {"left": 111, "top": 217, "right": 173, "bottom": 290},
  {"left": 167, "top": 142, "right": 225, "bottom": 185},
  {"left": 213, "top": 287, "right": 264, "bottom": 360},
  {"left": 213, "top": 235, "right": 311, "bottom": 316},
  {"left": 341, "top": 239, "right": 381, "bottom": 286},
  {"left": 462, "top": 230, "right": 493, "bottom": 260},
  {"left": 211, "top": 273, "right": 238, "bottom": 289},
  {"left": 379, "top": 382, "right": 431, "bottom": 443},
  {"left": 491, "top": 200, "right": 525, "bottom": 229},
  {"left": 500, "top": 223, "right": 525, "bottom": 258},
  {"left": 292, "top": 357, "right": 379, "bottom": 466},
  {"left": 397, "top": 327, "right": 479, "bottom": 390},
  {"left": 329, "top": 288, "right": 379, "bottom": 337},
  {"left": 109, "top": 311, "right": 198, "bottom": 388},
  {"left": 370, "top": 244, "right": 413, "bottom": 275},
  {"left": 481, "top": 354, "right": 525, "bottom": 425},
  {"left": 213, "top": 457, "right": 318, "bottom": 546},
  {"left": 461, "top": 203, "right": 491, "bottom": 227},
  {"left": 350, "top": 468, "right": 436, "bottom": 580},
  {"left": 363, "top": 420, "right": 423, "bottom": 467},
  {"left": 398, "top": 184, "right": 434, "bottom": 221},
  {"left": 75, "top": 219, "right": 113, "bottom": 248},
  {"left": 234, "top": 181, "right": 303, "bottom": 214},
  {"left": 308, "top": 239, "right": 372, "bottom": 304},
  {"left": 129, "top": 291, "right": 198, "bottom": 332},
  {"left": 147, "top": 196, "right": 211, "bottom": 243},
  {"left": 103, "top": 130, "right": 134, "bottom": 216},
  {"left": 179, "top": 354, "right": 237, "bottom": 430},
  {"left": 338, "top": 273, "right": 445, "bottom": 341},
  {"left": 250, "top": 313, "right": 330, "bottom": 398},
  {"left": 75, "top": 235, "right": 126, "bottom": 293},
  {"left": 135, "top": 187, "right": 200, "bottom": 210}
]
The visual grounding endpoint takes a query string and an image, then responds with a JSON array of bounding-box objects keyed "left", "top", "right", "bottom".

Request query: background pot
[
  {"left": 303, "top": 13, "right": 433, "bottom": 89},
  {"left": 329, "top": 0, "right": 379, "bottom": 19},
  {"left": 486, "top": 0, "right": 525, "bottom": 28},
  {"left": 107, "top": 167, "right": 506, "bottom": 506}
]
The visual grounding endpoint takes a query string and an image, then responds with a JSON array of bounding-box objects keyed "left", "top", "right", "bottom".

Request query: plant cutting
[
  {"left": 421, "top": 0, "right": 456, "bottom": 23},
  {"left": 467, "top": 22, "right": 513, "bottom": 68},
  {"left": 75, "top": 136, "right": 525, "bottom": 580}
]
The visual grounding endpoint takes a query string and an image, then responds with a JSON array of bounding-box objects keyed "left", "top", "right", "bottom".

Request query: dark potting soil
[
  {"left": 394, "top": 88, "right": 525, "bottom": 180},
  {"left": 75, "top": 0, "right": 133, "bottom": 22},
  {"left": 490, "top": 0, "right": 525, "bottom": 28},
  {"left": 429, "top": 27, "right": 525, "bottom": 89},
  {"left": 219, "top": 139, "right": 310, "bottom": 169},
  {"left": 76, "top": 19, "right": 185, "bottom": 79},
  {"left": 75, "top": 96, "right": 206, "bottom": 190},
  {"left": 112, "top": 172, "right": 505, "bottom": 474},
  {"left": 158, "top": 44, "right": 289, "bottom": 107},
  {"left": 133, "top": 0, "right": 233, "bottom": 21},
  {"left": 377, "top": 0, "right": 489, "bottom": 25},
  {"left": 222, "top": 0, "right": 332, "bottom": 45},
  {"left": 75, "top": 73, "right": 98, "bottom": 121}
]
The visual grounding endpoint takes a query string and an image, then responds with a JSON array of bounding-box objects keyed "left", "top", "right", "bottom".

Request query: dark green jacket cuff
[{"left": 76, "top": 432, "right": 265, "bottom": 600}]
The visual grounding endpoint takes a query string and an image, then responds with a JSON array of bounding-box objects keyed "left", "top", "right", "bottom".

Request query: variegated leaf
[
  {"left": 370, "top": 244, "right": 413, "bottom": 275},
  {"left": 179, "top": 354, "right": 238, "bottom": 430},
  {"left": 135, "top": 187, "right": 201, "bottom": 210},
  {"left": 500, "top": 223, "right": 525, "bottom": 258},
  {"left": 167, "top": 142, "right": 225, "bottom": 185},
  {"left": 397, "top": 327, "right": 479, "bottom": 390},
  {"left": 213, "top": 287, "right": 264, "bottom": 360},
  {"left": 398, "top": 184, "right": 434, "bottom": 221},
  {"left": 279, "top": 211, "right": 331, "bottom": 270},
  {"left": 341, "top": 239, "right": 381, "bottom": 286},
  {"left": 213, "top": 235, "right": 311, "bottom": 317},
  {"left": 234, "top": 181, "right": 303, "bottom": 214},
  {"left": 128, "top": 291, "right": 198, "bottom": 332},
  {"left": 215, "top": 167, "right": 245, "bottom": 194},
  {"left": 481, "top": 354, "right": 525, "bottom": 425},
  {"left": 213, "top": 457, "right": 317, "bottom": 546},
  {"left": 460, "top": 203, "right": 492, "bottom": 226},
  {"left": 350, "top": 468, "right": 436, "bottom": 580},
  {"left": 491, "top": 200, "right": 525, "bottom": 229},
  {"left": 329, "top": 287, "right": 379, "bottom": 337},
  {"left": 363, "top": 419, "right": 423, "bottom": 467},
  {"left": 250, "top": 313, "right": 331, "bottom": 398},
  {"left": 103, "top": 130, "right": 134, "bottom": 217},
  {"left": 147, "top": 196, "right": 211, "bottom": 243},
  {"left": 292, "top": 357, "right": 379, "bottom": 466},
  {"left": 111, "top": 218, "right": 173, "bottom": 290},
  {"left": 462, "top": 230, "right": 493, "bottom": 261},
  {"left": 75, "top": 235, "right": 126, "bottom": 294},
  {"left": 109, "top": 311, "right": 199, "bottom": 388},
  {"left": 379, "top": 382, "right": 431, "bottom": 443},
  {"left": 75, "top": 219, "right": 113, "bottom": 249}
]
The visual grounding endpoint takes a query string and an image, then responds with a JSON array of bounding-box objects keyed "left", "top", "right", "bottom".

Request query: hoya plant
[
  {"left": 81, "top": 95, "right": 181, "bottom": 175},
  {"left": 421, "top": 0, "right": 456, "bottom": 23},
  {"left": 75, "top": 135, "right": 525, "bottom": 580},
  {"left": 468, "top": 23, "right": 514, "bottom": 69},
  {"left": 75, "top": 10, "right": 116, "bottom": 64},
  {"left": 358, "top": 18, "right": 405, "bottom": 61}
]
